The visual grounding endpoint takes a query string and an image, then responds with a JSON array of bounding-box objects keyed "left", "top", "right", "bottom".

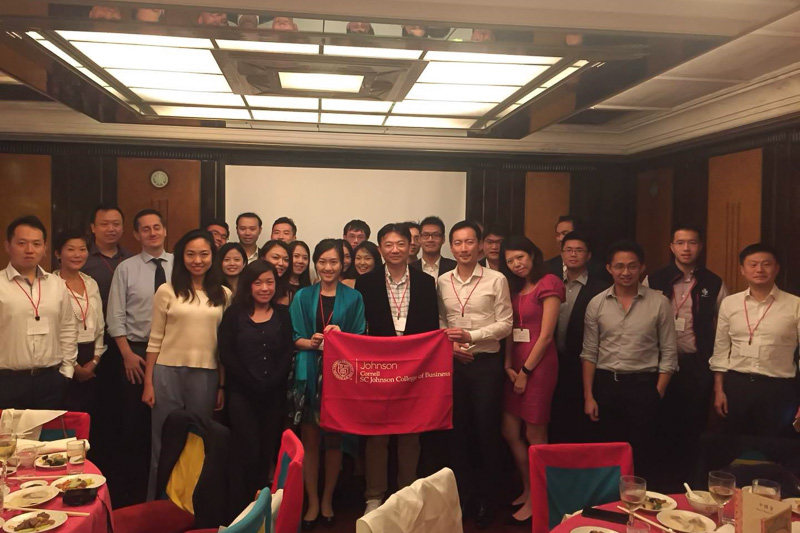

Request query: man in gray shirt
[{"left": 581, "top": 240, "right": 677, "bottom": 479}]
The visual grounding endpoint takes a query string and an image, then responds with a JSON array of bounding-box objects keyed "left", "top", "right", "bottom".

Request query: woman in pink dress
[{"left": 500, "top": 236, "right": 565, "bottom": 523}]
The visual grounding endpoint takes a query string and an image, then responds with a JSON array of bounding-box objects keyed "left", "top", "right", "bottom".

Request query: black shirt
[
  {"left": 317, "top": 295, "right": 335, "bottom": 333},
  {"left": 236, "top": 312, "right": 283, "bottom": 382}
]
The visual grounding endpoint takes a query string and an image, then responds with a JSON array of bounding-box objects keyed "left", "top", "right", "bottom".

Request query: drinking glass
[
  {"left": 66, "top": 440, "right": 86, "bottom": 475},
  {"left": 0, "top": 431, "right": 17, "bottom": 484},
  {"left": 627, "top": 518, "right": 650, "bottom": 533},
  {"left": 708, "top": 471, "right": 736, "bottom": 525},
  {"left": 16, "top": 445, "right": 37, "bottom": 475},
  {"left": 619, "top": 475, "right": 647, "bottom": 525},
  {"left": 752, "top": 479, "right": 781, "bottom": 500}
]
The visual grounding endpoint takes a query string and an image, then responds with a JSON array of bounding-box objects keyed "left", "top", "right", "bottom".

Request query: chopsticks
[
  {"left": 616, "top": 506, "right": 675, "bottom": 533},
  {"left": 3, "top": 506, "right": 90, "bottom": 517},
  {"left": 10, "top": 475, "right": 68, "bottom": 480}
]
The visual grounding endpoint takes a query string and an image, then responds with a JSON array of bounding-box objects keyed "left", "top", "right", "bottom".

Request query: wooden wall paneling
[
  {"left": 707, "top": 149, "right": 763, "bottom": 293},
  {"left": 51, "top": 154, "right": 117, "bottom": 241},
  {"left": 0, "top": 154, "right": 52, "bottom": 270},
  {"left": 465, "top": 168, "right": 526, "bottom": 235},
  {"left": 524, "top": 172, "right": 570, "bottom": 258},
  {"left": 116, "top": 157, "right": 201, "bottom": 253},
  {"left": 672, "top": 159, "right": 709, "bottom": 233},
  {"left": 199, "top": 160, "right": 218, "bottom": 227},
  {"left": 762, "top": 141, "right": 800, "bottom": 295},
  {"left": 465, "top": 169, "right": 485, "bottom": 225},
  {"left": 636, "top": 167, "right": 674, "bottom": 272}
]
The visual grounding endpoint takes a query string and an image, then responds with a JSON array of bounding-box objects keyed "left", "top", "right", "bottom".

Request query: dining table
[{"left": 2, "top": 460, "right": 113, "bottom": 533}]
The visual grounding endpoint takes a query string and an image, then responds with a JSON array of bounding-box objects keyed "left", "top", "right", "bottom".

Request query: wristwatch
[{"left": 521, "top": 366, "right": 533, "bottom": 375}]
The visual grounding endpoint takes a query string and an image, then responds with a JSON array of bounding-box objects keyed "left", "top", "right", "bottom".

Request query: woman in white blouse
[
  {"left": 141, "top": 229, "right": 231, "bottom": 500},
  {"left": 53, "top": 229, "right": 106, "bottom": 413}
]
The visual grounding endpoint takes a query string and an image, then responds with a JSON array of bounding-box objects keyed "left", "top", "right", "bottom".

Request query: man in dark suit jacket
[
  {"left": 409, "top": 215, "right": 456, "bottom": 281},
  {"left": 548, "top": 232, "right": 610, "bottom": 443},
  {"left": 355, "top": 223, "right": 440, "bottom": 515}
]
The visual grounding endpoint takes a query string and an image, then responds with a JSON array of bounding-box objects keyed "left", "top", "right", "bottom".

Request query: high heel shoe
[
  {"left": 321, "top": 513, "right": 336, "bottom": 528},
  {"left": 301, "top": 515, "right": 318, "bottom": 531}
]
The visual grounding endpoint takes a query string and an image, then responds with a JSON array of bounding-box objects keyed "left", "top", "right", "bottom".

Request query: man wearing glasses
[
  {"left": 410, "top": 216, "right": 456, "bottom": 282},
  {"left": 478, "top": 223, "right": 506, "bottom": 271},
  {"left": 580, "top": 240, "right": 677, "bottom": 479},
  {"left": 206, "top": 219, "right": 229, "bottom": 250}
]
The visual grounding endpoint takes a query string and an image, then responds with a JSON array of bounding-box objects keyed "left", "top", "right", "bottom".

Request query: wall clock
[{"left": 150, "top": 170, "right": 169, "bottom": 188}]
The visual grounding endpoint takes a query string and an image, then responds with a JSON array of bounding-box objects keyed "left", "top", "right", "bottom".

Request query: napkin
[
  {"left": 1, "top": 409, "right": 66, "bottom": 440},
  {"left": 715, "top": 525, "right": 734, "bottom": 533},
  {"left": 16, "top": 437, "right": 91, "bottom": 454}
]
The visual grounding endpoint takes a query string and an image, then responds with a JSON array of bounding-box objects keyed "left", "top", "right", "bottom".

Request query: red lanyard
[
  {"left": 62, "top": 274, "right": 89, "bottom": 330},
  {"left": 450, "top": 266, "right": 483, "bottom": 317},
  {"left": 318, "top": 292, "right": 334, "bottom": 330},
  {"left": 744, "top": 296, "right": 774, "bottom": 345},
  {"left": 672, "top": 278, "right": 696, "bottom": 318},
  {"left": 14, "top": 277, "right": 42, "bottom": 320},
  {"left": 386, "top": 274, "right": 409, "bottom": 320}
]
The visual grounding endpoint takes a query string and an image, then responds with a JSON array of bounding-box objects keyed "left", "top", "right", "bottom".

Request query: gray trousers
[{"left": 146, "top": 364, "right": 218, "bottom": 500}]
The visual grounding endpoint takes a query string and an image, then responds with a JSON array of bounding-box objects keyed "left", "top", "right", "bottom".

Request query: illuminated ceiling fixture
[
  {"left": 278, "top": 72, "right": 364, "bottom": 93},
  {"left": 385, "top": 116, "right": 475, "bottom": 128},
  {"left": 424, "top": 51, "right": 560, "bottom": 65},
  {"left": 58, "top": 31, "right": 211, "bottom": 49},
  {"left": 406, "top": 83, "right": 518, "bottom": 103},
  {"left": 391, "top": 100, "right": 496, "bottom": 116},
  {"left": 516, "top": 87, "right": 547, "bottom": 105},
  {"left": 215, "top": 40, "right": 319, "bottom": 55},
  {"left": 417, "top": 62, "right": 549, "bottom": 86},
  {"left": 152, "top": 105, "right": 251, "bottom": 120},
  {"left": 321, "top": 99, "right": 393, "bottom": 112},
  {"left": 107, "top": 69, "right": 231, "bottom": 92},
  {"left": 321, "top": 113, "right": 385, "bottom": 126},
  {"left": 541, "top": 66, "right": 580, "bottom": 88},
  {"left": 37, "top": 40, "right": 83, "bottom": 68},
  {"left": 77, "top": 67, "right": 110, "bottom": 87},
  {"left": 245, "top": 95, "right": 319, "bottom": 110},
  {"left": 71, "top": 42, "right": 222, "bottom": 74},
  {"left": 251, "top": 110, "right": 319, "bottom": 122},
  {"left": 323, "top": 45, "right": 423, "bottom": 60},
  {"left": 133, "top": 88, "right": 245, "bottom": 107}
]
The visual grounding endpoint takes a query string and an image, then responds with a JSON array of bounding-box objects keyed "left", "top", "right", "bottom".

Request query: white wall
[{"left": 225, "top": 166, "right": 466, "bottom": 258}]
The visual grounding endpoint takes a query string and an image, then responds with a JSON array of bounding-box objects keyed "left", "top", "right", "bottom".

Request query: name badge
[
  {"left": 27, "top": 317, "right": 50, "bottom": 335},
  {"left": 740, "top": 337, "right": 760, "bottom": 358},
  {"left": 512, "top": 328, "right": 531, "bottom": 343},
  {"left": 454, "top": 317, "right": 472, "bottom": 329},
  {"left": 393, "top": 317, "right": 407, "bottom": 333},
  {"left": 674, "top": 318, "right": 686, "bottom": 332}
]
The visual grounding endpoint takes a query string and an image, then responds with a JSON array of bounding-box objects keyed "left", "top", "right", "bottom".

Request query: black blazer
[
  {"left": 355, "top": 265, "right": 440, "bottom": 337},
  {"left": 545, "top": 255, "right": 612, "bottom": 285},
  {"left": 559, "top": 271, "right": 611, "bottom": 362},
  {"left": 409, "top": 256, "right": 457, "bottom": 279}
]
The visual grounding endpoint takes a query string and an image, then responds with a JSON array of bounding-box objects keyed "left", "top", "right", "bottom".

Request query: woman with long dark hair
[
  {"left": 288, "top": 240, "right": 312, "bottom": 296},
  {"left": 218, "top": 261, "right": 294, "bottom": 508},
  {"left": 289, "top": 239, "right": 365, "bottom": 528},
  {"left": 259, "top": 239, "right": 292, "bottom": 305},
  {"left": 498, "top": 236, "right": 565, "bottom": 523},
  {"left": 352, "top": 240, "right": 382, "bottom": 277},
  {"left": 337, "top": 238, "right": 356, "bottom": 287},
  {"left": 142, "top": 229, "right": 231, "bottom": 500},
  {"left": 218, "top": 242, "right": 247, "bottom": 296}
]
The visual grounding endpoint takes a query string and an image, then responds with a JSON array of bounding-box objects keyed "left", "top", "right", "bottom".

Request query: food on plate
[
  {"left": 55, "top": 477, "right": 95, "bottom": 491},
  {"left": 39, "top": 454, "right": 66, "bottom": 467},
  {"left": 12, "top": 512, "right": 55, "bottom": 532},
  {"left": 642, "top": 495, "right": 668, "bottom": 510}
]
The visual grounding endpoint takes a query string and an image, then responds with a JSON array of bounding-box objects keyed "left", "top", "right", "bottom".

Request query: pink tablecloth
[{"left": 2, "top": 461, "right": 113, "bottom": 533}]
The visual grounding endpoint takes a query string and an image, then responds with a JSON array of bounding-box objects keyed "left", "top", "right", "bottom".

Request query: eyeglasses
[
  {"left": 672, "top": 240, "right": 700, "bottom": 247},
  {"left": 420, "top": 232, "right": 443, "bottom": 240},
  {"left": 563, "top": 248, "right": 587, "bottom": 255},
  {"left": 610, "top": 263, "right": 641, "bottom": 273},
  {"left": 209, "top": 230, "right": 228, "bottom": 241},
  {"left": 484, "top": 238, "right": 503, "bottom": 246}
]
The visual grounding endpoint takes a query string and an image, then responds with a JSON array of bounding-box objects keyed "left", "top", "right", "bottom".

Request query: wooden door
[
  {"left": 636, "top": 167, "right": 674, "bottom": 272},
  {"left": 524, "top": 172, "right": 570, "bottom": 259}
]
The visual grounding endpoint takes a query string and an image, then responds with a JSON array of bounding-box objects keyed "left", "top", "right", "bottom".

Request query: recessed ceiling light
[
  {"left": 245, "top": 95, "right": 319, "bottom": 110},
  {"left": 516, "top": 87, "right": 546, "bottom": 105},
  {"left": 26, "top": 32, "right": 44, "bottom": 41},
  {"left": 541, "top": 67, "right": 579, "bottom": 88},
  {"left": 77, "top": 67, "right": 110, "bottom": 87},
  {"left": 406, "top": 83, "right": 518, "bottom": 103},
  {"left": 35, "top": 40, "right": 82, "bottom": 68},
  {"left": 251, "top": 110, "right": 319, "bottom": 123},
  {"left": 321, "top": 99, "right": 392, "bottom": 112},
  {"left": 496, "top": 104, "right": 521, "bottom": 117},
  {"left": 104, "top": 87, "right": 129, "bottom": 102},
  {"left": 106, "top": 69, "right": 231, "bottom": 92},
  {"left": 573, "top": 60, "right": 589, "bottom": 67},
  {"left": 321, "top": 113, "right": 385, "bottom": 126},
  {"left": 385, "top": 116, "right": 475, "bottom": 128},
  {"left": 323, "top": 45, "right": 422, "bottom": 60},
  {"left": 425, "top": 51, "right": 560, "bottom": 65},
  {"left": 71, "top": 42, "right": 222, "bottom": 74},
  {"left": 152, "top": 105, "right": 250, "bottom": 120},
  {"left": 133, "top": 88, "right": 244, "bottom": 106},
  {"left": 58, "top": 31, "right": 211, "bottom": 49},
  {"left": 391, "top": 100, "right": 496, "bottom": 116},
  {"left": 279, "top": 72, "right": 363, "bottom": 93},
  {"left": 215, "top": 40, "right": 319, "bottom": 55},
  {"left": 418, "top": 62, "right": 549, "bottom": 86}
]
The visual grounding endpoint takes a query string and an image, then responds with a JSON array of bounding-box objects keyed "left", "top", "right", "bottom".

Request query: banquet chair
[
  {"left": 528, "top": 442, "right": 634, "bottom": 533},
  {"left": 270, "top": 429, "right": 304, "bottom": 533}
]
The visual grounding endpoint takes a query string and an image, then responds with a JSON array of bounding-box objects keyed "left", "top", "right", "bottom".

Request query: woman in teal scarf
[{"left": 289, "top": 238, "right": 365, "bottom": 529}]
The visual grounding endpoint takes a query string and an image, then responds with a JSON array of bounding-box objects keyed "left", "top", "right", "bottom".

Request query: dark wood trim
[{"left": 199, "top": 160, "right": 217, "bottom": 227}]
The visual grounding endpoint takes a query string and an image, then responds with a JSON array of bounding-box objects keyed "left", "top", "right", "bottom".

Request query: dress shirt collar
[
  {"left": 744, "top": 284, "right": 780, "bottom": 302},
  {"left": 385, "top": 265, "right": 409, "bottom": 286},
  {"left": 90, "top": 241, "right": 127, "bottom": 258},
  {"left": 5, "top": 264, "right": 48, "bottom": 282},
  {"left": 607, "top": 283, "right": 647, "bottom": 300},
  {"left": 452, "top": 263, "right": 482, "bottom": 284},
  {"left": 565, "top": 270, "right": 589, "bottom": 286},
  {"left": 422, "top": 255, "right": 441, "bottom": 270},
  {"left": 140, "top": 249, "right": 168, "bottom": 263}
]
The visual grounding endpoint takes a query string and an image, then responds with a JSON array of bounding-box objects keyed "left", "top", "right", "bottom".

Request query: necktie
[{"left": 152, "top": 258, "right": 166, "bottom": 292}]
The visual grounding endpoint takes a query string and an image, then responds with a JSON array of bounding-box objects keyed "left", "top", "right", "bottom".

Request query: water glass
[
  {"left": 627, "top": 518, "right": 650, "bottom": 533},
  {"left": 752, "top": 479, "right": 781, "bottom": 500},
  {"left": 620, "top": 475, "right": 647, "bottom": 525},
  {"left": 16, "top": 445, "right": 37, "bottom": 475},
  {"left": 66, "top": 440, "right": 86, "bottom": 475}
]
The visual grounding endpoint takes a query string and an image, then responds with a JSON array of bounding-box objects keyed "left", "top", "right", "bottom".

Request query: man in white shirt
[
  {"left": 410, "top": 216, "right": 456, "bottom": 281},
  {"left": 236, "top": 212, "right": 263, "bottom": 263},
  {"left": 710, "top": 243, "right": 800, "bottom": 437},
  {"left": 0, "top": 215, "right": 77, "bottom": 409},
  {"left": 437, "top": 220, "right": 513, "bottom": 529}
]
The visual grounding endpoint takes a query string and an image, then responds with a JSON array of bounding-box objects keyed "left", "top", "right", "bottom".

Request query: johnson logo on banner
[{"left": 332, "top": 360, "right": 355, "bottom": 381}]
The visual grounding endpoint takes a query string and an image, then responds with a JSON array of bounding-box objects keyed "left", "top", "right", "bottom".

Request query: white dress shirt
[
  {"left": 385, "top": 267, "right": 410, "bottom": 335},
  {"left": 437, "top": 264, "right": 513, "bottom": 354},
  {"left": 421, "top": 257, "right": 441, "bottom": 280},
  {"left": 0, "top": 265, "right": 78, "bottom": 377},
  {"left": 710, "top": 286, "right": 800, "bottom": 378},
  {"left": 54, "top": 270, "right": 106, "bottom": 358}
]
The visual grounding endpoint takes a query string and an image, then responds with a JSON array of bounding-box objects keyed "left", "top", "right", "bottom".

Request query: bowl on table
[{"left": 685, "top": 490, "right": 718, "bottom": 515}]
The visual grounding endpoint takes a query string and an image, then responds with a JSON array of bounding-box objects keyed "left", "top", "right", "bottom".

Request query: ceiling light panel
[
  {"left": 417, "top": 62, "right": 549, "bottom": 86},
  {"left": 321, "top": 99, "right": 392, "bottom": 112},
  {"left": 516, "top": 87, "right": 546, "bottom": 105},
  {"left": 58, "top": 31, "right": 211, "bottom": 49},
  {"left": 152, "top": 105, "right": 250, "bottom": 120},
  {"left": 26, "top": 32, "right": 44, "bottom": 41},
  {"left": 245, "top": 95, "right": 319, "bottom": 110},
  {"left": 71, "top": 42, "right": 222, "bottom": 74},
  {"left": 424, "top": 51, "right": 560, "bottom": 65},
  {"left": 37, "top": 40, "right": 82, "bottom": 68},
  {"left": 496, "top": 104, "right": 520, "bottom": 118},
  {"left": 391, "top": 100, "right": 496, "bottom": 116},
  {"left": 323, "top": 45, "right": 422, "bottom": 60},
  {"left": 279, "top": 72, "right": 363, "bottom": 93},
  {"left": 321, "top": 113, "right": 385, "bottom": 126},
  {"left": 216, "top": 40, "right": 319, "bottom": 55},
  {"left": 77, "top": 67, "right": 110, "bottom": 87},
  {"left": 541, "top": 67, "right": 579, "bottom": 88},
  {"left": 251, "top": 110, "right": 319, "bottom": 123},
  {"left": 133, "top": 88, "right": 244, "bottom": 106},
  {"left": 406, "top": 83, "right": 518, "bottom": 103},
  {"left": 107, "top": 70, "right": 230, "bottom": 92},
  {"left": 385, "top": 116, "right": 475, "bottom": 128}
]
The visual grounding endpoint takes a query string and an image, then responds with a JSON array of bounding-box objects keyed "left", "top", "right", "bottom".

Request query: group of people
[{"left": 1, "top": 207, "right": 798, "bottom": 529}]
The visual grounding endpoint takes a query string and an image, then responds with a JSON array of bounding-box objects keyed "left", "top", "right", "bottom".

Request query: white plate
[
  {"left": 657, "top": 509, "right": 716, "bottom": 533},
  {"left": 640, "top": 491, "right": 678, "bottom": 512},
  {"left": 571, "top": 527, "right": 619, "bottom": 533},
  {"left": 0, "top": 518, "right": 4, "bottom": 529},
  {"left": 2, "top": 510, "right": 67, "bottom": 533},
  {"left": 783, "top": 497, "right": 800, "bottom": 515},
  {"left": 4, "top": 485, "right": 60, "bottom": 508},
  {"left": 34, "top": 454, "right": 68, "bottom": 469},
  {"left": 50, "top": 473, "right": 106, "bottom": 493},
  {"left": 20, "top": 480, "right": 48, "bottom": 489},
  {"left": 1, "top": 484, "right": 9, "bottom": 498}
]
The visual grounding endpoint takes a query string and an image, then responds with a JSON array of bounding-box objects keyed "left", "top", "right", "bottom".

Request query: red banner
[{"left": 320, "top": 329, "right": 453, "bottom": 435}]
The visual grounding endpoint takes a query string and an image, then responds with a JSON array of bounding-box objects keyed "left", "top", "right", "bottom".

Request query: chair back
[
  {"left": 271, "top": 430, "right": 304, "bottom": 533},
  {"left": 529, "top": 442, "right": 634, "bottom": 533},
  {"left": 225, "top": 488, "right": 272, "bottom": 533},
  {"left": 41, "top": 412, "right": 91, "bottom": 440}
]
